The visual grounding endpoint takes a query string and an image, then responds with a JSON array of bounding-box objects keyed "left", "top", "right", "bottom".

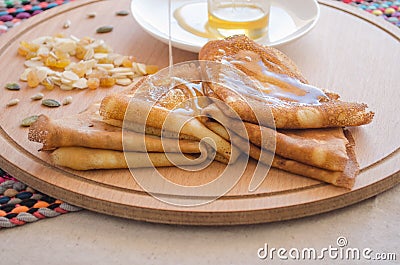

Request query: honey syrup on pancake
[
  {"left": 219, "top": 49, "right": 328, "bottom": 105},
  {"left": 135, "top": 75, "right": 206, "bottom": 117},
  {"left": 158, "top": 1, "right": 205, "bottom": 116}
]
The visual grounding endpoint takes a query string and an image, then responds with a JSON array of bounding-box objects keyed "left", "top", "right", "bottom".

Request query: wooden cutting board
[{"left": 0, "top": 0, "right": 398, "bottom": 225}]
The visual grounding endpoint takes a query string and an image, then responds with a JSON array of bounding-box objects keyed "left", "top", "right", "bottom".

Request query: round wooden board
[{"left": 0, "top": 0, "right": 399, "bottom": 225}]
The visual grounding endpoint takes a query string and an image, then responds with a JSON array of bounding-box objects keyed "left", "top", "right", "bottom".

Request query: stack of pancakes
[{"left": 29, "top": 35, "right": 374, "bottom": 189}]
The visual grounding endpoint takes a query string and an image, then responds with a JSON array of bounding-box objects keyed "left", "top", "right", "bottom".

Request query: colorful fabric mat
[
  {"left": 0, "top": 0, "right": 76, "bottom": 35},
  {"left": 335, "top": 0, "right": 400, "bottom": 27},
  {"left": 0, "top": 0, "right": 398, "bottom": 228},
  {"left": 0, "top": 168, "right": 81, "bottom": 228},
  {"left": 0, "top": 0, "right": 399, "bottom": 36}
]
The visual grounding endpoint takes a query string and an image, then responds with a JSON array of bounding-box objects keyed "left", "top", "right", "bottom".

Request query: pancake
[
  {"left": 28, "top": 103, "right": 201, "bottom": 154},
  {"left": 202, "top": 118, "right": 358, "bottom": 188},
  {"left": 51, "top": 147, "right": 206, "bottom": 170},
  {"left": 202, "top": 104, "right": 349, "bottom": 171},
  {"left": 102, "top": 118, "right": 199, "bottom": 141},
  {"left": 99, "top": 68, "right": 241, "bottom": 163},
  {"left": 199, "top": 35, "right": 374, "bottom": 129}
]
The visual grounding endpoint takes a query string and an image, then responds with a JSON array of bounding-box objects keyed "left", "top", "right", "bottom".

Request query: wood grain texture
[{"left": 0, "top": 0, "right": 399, "bottom": 225}]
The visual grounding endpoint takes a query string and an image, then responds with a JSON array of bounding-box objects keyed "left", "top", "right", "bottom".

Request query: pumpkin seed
[
  {"left": 7, "top": 98, "right": 19, "bottom": 106},
  {"left": 96, "top": 26, "right": 113, "bottom": 34},
  {"left": 21, "top": 115, "right": 39, "bottom": 127},
  {"left": 87, "top": 12, "right": 96, "bottom": 18},
  {"left": 62, "top": 96, "right": 73, "bottom": 105},
  {"left": 5, "top": 83, "right": 20, "bottom": 91},
  {"left": 116, "top": 10, "right": 129, "bottom": 16},
  {"left": 30, "top": 92, "right": 44, "bottom": 100},
  {"left": 42, "top": 99, "right": 61, "bottom": 108}
]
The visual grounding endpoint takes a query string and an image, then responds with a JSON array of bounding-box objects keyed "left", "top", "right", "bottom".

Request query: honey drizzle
[
  {"left": 221, "top": 50, "right": 328, "bottom": 105},
  {"left": 168, "top": 0, "right": 173, "bottom": 75}
]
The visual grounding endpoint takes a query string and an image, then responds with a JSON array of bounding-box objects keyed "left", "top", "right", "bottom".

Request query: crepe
[
  {"left": 202, "top": 118, "right": 358, "bottom": 188},
  {"left": 51, "top": 147, "right": 205, "bottom": 170},
  {"left": 202, "top": 104, "right": 349, "bottom": 172},
  {"left": 28, "top": 103, "right": 201, "bottom": 154},
  {"left": 99, "top": 69, "right": 241, "bottom": 163},
  {"left": 102, "top": 118, "right": 199, "bottom": 141},
  {"left": 199, "top": 35, "right": 374, "bottom": 129},
  {"left": 198, "top": 36, "right": 371, "bottom": 188},
  {"left": 26, "top": 35, "right": 371, "bottom": 190}
]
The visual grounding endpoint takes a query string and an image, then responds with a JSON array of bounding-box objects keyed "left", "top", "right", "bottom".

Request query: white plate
[{"left": 131, "top": 0, "right": 320, "bottom": 53}]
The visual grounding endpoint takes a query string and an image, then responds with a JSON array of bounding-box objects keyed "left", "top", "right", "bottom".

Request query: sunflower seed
[
  {"left": 62, "top": 96, "right": 73, "bottom": 105},
  {"left": 109, "top": 67, "right": 132, "bottom": 73},
  {"left": 136, "top": 63, "right": 147, "bottom": 75},
  {"left": 83, "top": 48, "right": 94, "bottom": 60},
  {"left": 61, "top": 78, "right": 73, "bottom": 85},
  {"left": 94, "top": 53, "right": 108, "bottom": 60},
  {"left": 5, "top": 83, "right": 20, "bottom": 91},
  {"left": 42, "top": 99, "right": 61, "bottom": 108},
  {"left": 7, "top": 98, "right": 20, "bottom": 106},
  {"left": 95, "top": 63, "right": 114, "bottom": 70},
  {"left": 50, "top": 51, "right": 58, "bottom": 59},
  {"left": 96, "top": 26, "right": 113, "bottom": 34},
  {"left": 116, "top": 78, "right": 132, "bottom": 86},
  {"left": 21, "top": 115, "right": 39, "bottom": 127},
  {"left": 63, "top": 20, "right": 71, "bottom": 29},
  {"left": 20, "top": 68, "right": 32, "bottom": 81},
  {"left": 112, "top": 73, "right": 134, "bottom": 79},
  {"left": 62, "top": 70, "right": 79, "bottom": 81},
  {"left": 60, "top": 84, "right": 73, "bottom": 91},
  {"left": 73, "top": 78, "right": 88, "bottom": 89},
  {"left": 30, "top": 93, "right": 44, "bottom": 100},
  {"left": 24, "top": 60, "right": 44, "bottom": 68},
  {"left": 36, "top": 68, "right": 48, "bottom": 83}
]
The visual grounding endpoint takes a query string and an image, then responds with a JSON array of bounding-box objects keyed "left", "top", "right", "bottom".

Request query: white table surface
[{"left": 1, "top": 183, "right": 398, "bottom": 265}]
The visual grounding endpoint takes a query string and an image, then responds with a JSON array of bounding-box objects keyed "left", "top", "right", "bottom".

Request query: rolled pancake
[
  {"left": 202, "top": 119, "right": 358, "bottom": 188},
  {"left": 51, "top": 147, "right": 206, "bottom": 170},
  {"left": 102, "top": 118, "right": 199, "bottom": 141},
  {"left": 28, "top": 103, "right": 201, "bottom": 154},
  {"left": 202, "top": 104, "right": 349, "bottom": 171},
  {"left": 199, "top": 35, "right": 374, "bottom": 129},
  {"left": 100, "top": 74, "right": 240, "bottom": 163},
  {"left": 254, "top": 139, "right": 357, "bottom": 189},
  {"left": 103, "top": 117, "right": 231, "bottom": 165}
]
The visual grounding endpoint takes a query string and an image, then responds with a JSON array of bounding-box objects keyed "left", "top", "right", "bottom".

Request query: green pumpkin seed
[
  {"left": 42, "top": 99, "right": 61, "bottom": 108},
  {"left": 96, "top": 26, "right": 113, "bottom": 34},
  {"left": 21, "top": 115, "right": 39, "bottom": 127},
  {"left": 5, "top": 83, "right": 20, "bottom": 91},
  {"left": 116, "top": 10, "right": 129, "bottom": 16}
]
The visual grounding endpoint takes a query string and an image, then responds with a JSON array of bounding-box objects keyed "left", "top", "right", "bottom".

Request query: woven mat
[{"left": 0, "top": 0, "right": 399, "bottom": 229}]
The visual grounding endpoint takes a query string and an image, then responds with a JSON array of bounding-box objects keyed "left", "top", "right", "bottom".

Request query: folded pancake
[
  {"left": 51, "top": 147, "right": 206, "bottom": 170},
  {"left": 202, "top": 104, "right": 349, "bottom": 172},
  {"left": 99, "top": 67, "right": 241, "bottom": 163},
  {"left": 199, "top": 35, "right": 374, "bottom": 129},
  {"left": 202, "top": 118, "right": 358, "bottom": 188},
  {"left": 102, "top": 117, "right": 199, "bottom": 141},
  {"left": 28, "top": 103, "right": 201, "bottom": 153}
]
